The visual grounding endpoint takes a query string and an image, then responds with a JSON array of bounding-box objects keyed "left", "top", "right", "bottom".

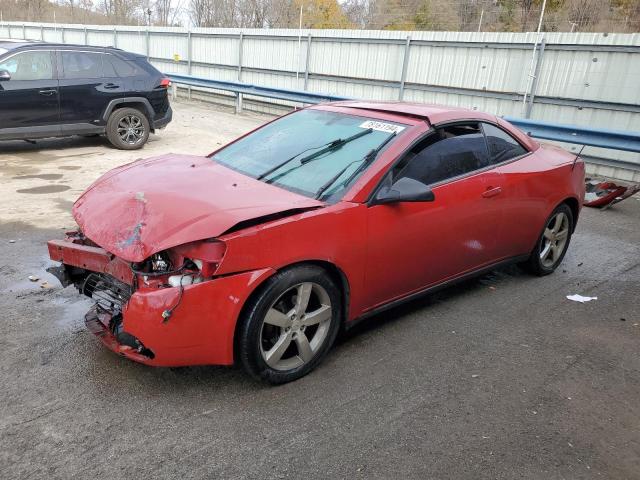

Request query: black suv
[{"left": 0, "top": 40, "right": 172, "bottom": 150}]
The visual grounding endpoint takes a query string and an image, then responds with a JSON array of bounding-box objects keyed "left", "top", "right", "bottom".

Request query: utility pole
[
  {"left": 296, "top": 4, "right": 303, "bottom": 83},
  {"left": 522, "top": 0, "right": 547, "bottom": 115}
]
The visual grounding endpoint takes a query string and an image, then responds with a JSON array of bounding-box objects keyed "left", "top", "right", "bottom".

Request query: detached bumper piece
[
  {"left": 85, "top": 305, "right": 155, "bottom": 362},
  {"left": 584, "top": 177, "right": 640, "bottom": 209}
]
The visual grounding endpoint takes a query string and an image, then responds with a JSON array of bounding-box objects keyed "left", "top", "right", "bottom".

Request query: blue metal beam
[
  {"left": 504, "top": 117, "right": 640, "bottom": 154},
  {"left": 168, "top": 74, "right": 640, "bottom": 155},
  {"left": 168, "top": 73, "right": 350, "bottom": 105}
]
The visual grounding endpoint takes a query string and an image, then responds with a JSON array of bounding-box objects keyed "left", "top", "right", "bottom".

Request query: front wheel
[
  {"left": 237, "top": 266, "right": 342, "bottom": 384},
  {"left": 525, "top": 203, "right": 574, "bottom": 276},
  {"left": 105, "top": 107, "right": 150, "bottom": 150}
]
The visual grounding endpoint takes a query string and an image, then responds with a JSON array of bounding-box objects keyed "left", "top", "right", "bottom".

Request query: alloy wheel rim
[
  {"left": 259, "top": 282, "right": 333, "bottom": 371},
  {"left": 540, "top": 211, "right": 569, "bottom": 268},
  {"left": 117, "top": 115, "right": 144, "bottom": 144}
]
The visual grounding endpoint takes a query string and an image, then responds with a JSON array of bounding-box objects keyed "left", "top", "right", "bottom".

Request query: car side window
[
  {"left": 482, "top": 123, "right": 528, "bottom": 164},
  {"left": 61, "top": 51, "right": 103, "bottom": 79},
  {"left": 393, "top": 123, "right": 491, "bottom": 186},
  {"left": 0, "top": 51, "right": 53, "bottom": 80}
]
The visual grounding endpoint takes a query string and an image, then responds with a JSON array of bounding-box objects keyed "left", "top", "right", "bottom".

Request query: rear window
[
  {"left": 105, "top": 55, "right": 142, "bottom": 77},
  {"left": 482, "top": 123, "right": 528, "bottom": 163}
]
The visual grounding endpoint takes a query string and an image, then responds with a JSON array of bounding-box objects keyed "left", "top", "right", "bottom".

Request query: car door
[
  {"left": 0, "top": 50, "right": 59, "bottom": 135},
  {"left": 480, "top": 122, "right": 538, "bottom": 258},
  {"left": 364, "top": 122, "right": 506, "bottom": 308},
  {"left": 57, "top": 50, "right": 124, "bottom": 129}
]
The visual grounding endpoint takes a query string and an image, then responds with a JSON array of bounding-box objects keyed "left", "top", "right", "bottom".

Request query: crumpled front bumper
[
  {"left": 85, "top": 305, "right": 154, "bottom": 364},
  {"left": 117, "top": 268, "right": 274, "bottom": 367},
  {"left": 48, "top": 236, "right": 275, "bottom": 367}
]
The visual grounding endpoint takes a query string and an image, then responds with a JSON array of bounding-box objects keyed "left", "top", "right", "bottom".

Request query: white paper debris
[{"left": 566, "top": 294, "right": 598, "bottom": 303}]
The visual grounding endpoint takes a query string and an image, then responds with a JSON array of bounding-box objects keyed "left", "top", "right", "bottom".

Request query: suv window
[
  {"left": 60, "top": 51, "right": 103, "bottom": 79},
  {"left": 393, "top": 123, "right": 490, "bottom": 186},
  {"left": 0, "top": 51, "right": 53, "bottom": 80},
  {"left": 482, "top": 123, "right": 527, "bottom": 163},
  {"left": 105, "top": 55, "right": 140, "bottom": 77}
]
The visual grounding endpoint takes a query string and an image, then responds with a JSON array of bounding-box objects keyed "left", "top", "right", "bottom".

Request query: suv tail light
[{"left": 158, "top": 77, "right": 171, "bottom": 88}]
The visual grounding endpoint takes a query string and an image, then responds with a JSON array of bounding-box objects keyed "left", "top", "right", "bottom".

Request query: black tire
[
  {"left": 105, "top": 107, "right": 150, "bottom": 150},
  {"left": 524, "top": 203, "right": 574, "bottom": 276},
  {"left": 237, "top": 265, "right": 342, "bottom": 384}
]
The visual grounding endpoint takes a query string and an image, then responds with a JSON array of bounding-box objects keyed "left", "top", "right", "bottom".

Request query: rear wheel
[
  {"left": 106, "top": 107, "right": 149, "bottom": 150},
  {"left": 238, "top": 265, "right": 341, "bottom": 384},
  {"left": 525, "top": 203, "right": 574, "bottom": 276}
]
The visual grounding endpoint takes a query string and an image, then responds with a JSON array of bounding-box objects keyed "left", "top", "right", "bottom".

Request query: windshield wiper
[
  {"left": 314, "top": 131, "right": 398, "bottom": 200},
  {"left": 257, "top": 128, "right": 373, "bottom": 182}
]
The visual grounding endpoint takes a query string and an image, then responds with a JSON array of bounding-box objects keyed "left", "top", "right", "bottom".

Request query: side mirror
[
  {"left": 0, "top": 70, "right": 10, "bottom": 81},
  {"left": 373, "top": 177, "right": 435, "bottom": 205}
]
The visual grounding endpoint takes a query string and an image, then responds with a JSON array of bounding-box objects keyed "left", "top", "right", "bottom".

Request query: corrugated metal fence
[{"left": 1, "top": 22, "right": 639, "bottom": 180}]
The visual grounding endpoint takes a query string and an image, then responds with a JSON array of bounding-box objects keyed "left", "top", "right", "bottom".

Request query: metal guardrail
[
  {"left": 168, "top": 74, "right": 640, "bottom": 161},
  {"left": 503, "top": 117, "right": 640, "bottom": 154},
  {"left": 168, "top": 73, "right": 349, "bottom": 105}
]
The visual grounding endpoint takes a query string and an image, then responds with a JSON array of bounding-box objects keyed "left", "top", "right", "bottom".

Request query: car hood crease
[{"left": 72, "top": 154, "right": 324, "bottom": 262}]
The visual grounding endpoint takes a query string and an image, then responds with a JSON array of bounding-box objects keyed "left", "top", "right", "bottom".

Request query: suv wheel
[{"left": 106, "top": 107, "right": 150, "bottom": 150}]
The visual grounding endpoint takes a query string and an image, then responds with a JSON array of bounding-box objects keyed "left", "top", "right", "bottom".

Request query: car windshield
[{"left": 211, "top": 109, "right": 407, "bottom": 202}]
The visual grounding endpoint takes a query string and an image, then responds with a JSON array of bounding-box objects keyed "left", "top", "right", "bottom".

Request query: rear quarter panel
[{"left": 498, "top": 144, "right": 584, "bottom": 255}]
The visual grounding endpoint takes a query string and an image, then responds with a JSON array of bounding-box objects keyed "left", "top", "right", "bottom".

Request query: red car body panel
[
  {"left": 73, "top": 153, "right": 323, "bottom": 263},
  {"left": 48, "top": 101, "right": 585, "bottom": 367}
]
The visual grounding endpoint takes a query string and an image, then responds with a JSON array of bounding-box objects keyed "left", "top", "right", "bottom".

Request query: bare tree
[
  {"left": 566, "top": 0, "right": 607, "bottom": 29},
  {"left": 155, "top": 0, "right": 183, "bottom": 26},
  {"left": 99, "top": 0, "right": 143, "bottom": 24}
]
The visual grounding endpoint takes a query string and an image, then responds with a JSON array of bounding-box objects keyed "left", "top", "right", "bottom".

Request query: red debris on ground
[{"left": 584, "top": 178, "right": 640, "bottom": 209}]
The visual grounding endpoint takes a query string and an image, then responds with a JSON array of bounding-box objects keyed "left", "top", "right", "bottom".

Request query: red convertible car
[{"left": 48, "top": 101, "right": 585, "bottom": 383}]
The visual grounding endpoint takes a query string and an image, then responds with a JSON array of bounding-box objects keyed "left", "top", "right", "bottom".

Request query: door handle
[
  {"left": 38, "top": 89, "right": 56, "bottom": 96},
  {"left": 104, "top": 83, "right": 120, "bottom": 89},
  {"left": 482, "top": 186, "right": 502, "bottom": 198}
]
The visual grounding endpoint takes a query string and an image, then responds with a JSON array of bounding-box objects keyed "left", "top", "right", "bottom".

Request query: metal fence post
[
  {"left": 40, "top": 24, "right": 44, "bottom": 41},
  {"left": 84, "top": 26, "right": 88, "bottom": 45},
  {"left": 187, "top": 30, "right": 192, "bottom": 100},
  {"left": 113, "top": 28, "right": 117, "bottom": 48},
  {"left": 22, "top": 23, "right": 25, "bottom": 39},
  {"left": 146, "top": 29, "right": 150, "bottom": 60},
  {"left": 61, "top": 26, "right": 65, "bottom": 43},
  {"left": 525, "top": 38, "right": 546, "bottom": 118},
  {"left": 236, "top": 32, "right": 244, "bottom": 113},
  {"left": 399, "top": 36, "right": 411, "bottom": 100},
  {"left": 304, "top": 34, "right": 312, "bottom": 91}
]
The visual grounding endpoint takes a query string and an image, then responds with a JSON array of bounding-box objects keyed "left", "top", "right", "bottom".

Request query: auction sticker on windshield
[{"left": 359, "top": 120, "right": 405, "bottom": 134}]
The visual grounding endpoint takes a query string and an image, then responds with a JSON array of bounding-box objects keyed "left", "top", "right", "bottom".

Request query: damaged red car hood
[{"left": 73, "top": 154, "right": 323, "bottom": 262}]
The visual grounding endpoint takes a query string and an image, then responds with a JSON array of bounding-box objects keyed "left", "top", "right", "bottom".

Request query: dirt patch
[
  {"left": 13, "top": 174, "right": 64, "bottom": 180},
  {"left": 16, "top": 185, "right": 71, "bottom": 194}
]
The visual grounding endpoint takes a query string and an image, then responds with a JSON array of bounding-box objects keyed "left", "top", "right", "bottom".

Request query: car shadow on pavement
[
  {"left": 0, "top": 135, "right": 111, "bottom": 153},
  {"left": 338, "top": 263, "right": 526, "bottom": 343}
]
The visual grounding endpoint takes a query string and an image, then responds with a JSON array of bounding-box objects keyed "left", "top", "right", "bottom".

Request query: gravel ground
[{"left": 1, "top": 100, "right": 639, "bottom": 479}]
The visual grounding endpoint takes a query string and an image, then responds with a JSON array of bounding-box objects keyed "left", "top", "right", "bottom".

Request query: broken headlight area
[{"left": 132, "top": 240, "right": 226, "bottom": 290}]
